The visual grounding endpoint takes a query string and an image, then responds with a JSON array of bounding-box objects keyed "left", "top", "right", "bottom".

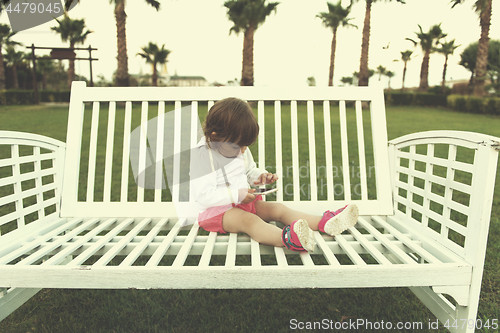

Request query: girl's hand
[
  {"left": 254, "top": 173, "right": 279, "bottom": 185},
  {"left": 239, "top": 188, "right": 256, "bottom": 204}
]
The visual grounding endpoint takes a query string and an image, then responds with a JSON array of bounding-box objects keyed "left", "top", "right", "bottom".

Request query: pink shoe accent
[
  {"left": 282, "top": 219, "right": 315, "bottom": 252},
  {"left": 319, "top": 204, "right": 359, "bottom": 236},
  {"left": 318, "top": 205, "right": 348, "bottom": 233}
]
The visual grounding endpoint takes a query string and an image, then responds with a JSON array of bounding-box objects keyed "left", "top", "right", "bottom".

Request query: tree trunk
[
  {"left": 115, "top": 1, "right": 129, "bottom": 87},
  {"left": 328, "top": 28, "right": 338, "bottom": 87},
  {"left": 473, "top": 0, "right": 492, "bottom": 97},
  {"left": 68, "top": 43, "right": 75, "bottom": 88},
  {"left": 402, "top": 62, "right": 407, "bottom": 91},
  {"left": 152, "top": 64, "right": 158, "bottom": 86},
  {"left": 358, "top": 0, "right": 372, "bottom": 87},
  {"left": 12, "top": 64, "right": 19, "bottom": 89},
  {"left": 418, "top": 50, "right": 430, "bottom": 92},
  {"left": 441, "top": 55, "right": 448, "bottom": 94},
  {"left": 241, "top": 22, "right": 255, "bottom": 86},
  {"left": 0, "top": 52, "right": 5, "bottom": 90}
]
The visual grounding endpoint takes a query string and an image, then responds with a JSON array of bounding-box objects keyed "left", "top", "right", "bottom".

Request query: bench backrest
[{"left": 60, "top": 81, "right": 393, "bottom": 219}]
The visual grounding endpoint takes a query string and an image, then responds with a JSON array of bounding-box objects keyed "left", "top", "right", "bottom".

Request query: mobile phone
[{"left": 252, "top": 188, "right": 279, "bottom": 195}]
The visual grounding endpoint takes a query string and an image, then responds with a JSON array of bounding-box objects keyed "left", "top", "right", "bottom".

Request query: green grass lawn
[{"left": 0, "top": 104, "right": 499, "bottom": 333}]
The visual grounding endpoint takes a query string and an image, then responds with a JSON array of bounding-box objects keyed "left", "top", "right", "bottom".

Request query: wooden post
[{"left": 88, "top": 45, "right": 94, "bottom": 87}]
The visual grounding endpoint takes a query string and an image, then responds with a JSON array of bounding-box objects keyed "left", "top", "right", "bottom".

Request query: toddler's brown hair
[{"left": 203, "top": 97, "right": 259, "bottom": 147}]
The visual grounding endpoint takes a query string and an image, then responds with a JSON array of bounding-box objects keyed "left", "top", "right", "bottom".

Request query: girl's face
[
  {"left": 211, "top": 132, "right": 247, "bottom": 157},
  {"left": 215, "top": 141, "right": 247, "bottom": 158}
]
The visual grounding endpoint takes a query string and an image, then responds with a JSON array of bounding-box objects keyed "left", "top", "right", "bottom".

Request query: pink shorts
[{"left": 198, "top": 195, "right": 263, "bottom": 234}]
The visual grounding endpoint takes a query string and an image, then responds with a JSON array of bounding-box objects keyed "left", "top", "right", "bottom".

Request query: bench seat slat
[
  {"left": 334, "top": 233, "right": 367, "bottom": 266},
  {"left": 348, "top": 225, "right": 393, "bottom": 265},
  {"left": 356, "top": 217, "right": 418, "bottom": 265},
  {"left": 171, "top": 220, "right": 198, "bottom": 267},
  {"left": 42, "top": 218, "right": 118, "bottom": 266},
  {"left": 0, "top": 218, "right": 81, "bottom": 265},
  {"left": 68, "top": 218, "right": 135, "bottom": 266},
  {"left": 314, "top": 232, "right": 340, "bottom": 265},
  {"left": 225, "top": 232, "right": 238, "bottom": 267},
  {"left": 198, "top": 231, "right": 217, "bottom": 267},
  {"left": 119, "top": 218, "right": 170, "bottom": 267},
  {"left": 146, "top": 219, "right": 183, "bottom": 267},
  {"left": 16, "top": 218, "right": 99, "bottom": 266}
]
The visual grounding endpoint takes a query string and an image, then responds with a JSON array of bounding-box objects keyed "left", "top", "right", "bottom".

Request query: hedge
[
  {"left": 384, "top": 91, "right": 448, "bottom": 107},
  {"left": 447, "top": 95, "right": 500, "bottom": 115},
  {"left": 0, "top": 90, "right": 70, "bottom": 105}
]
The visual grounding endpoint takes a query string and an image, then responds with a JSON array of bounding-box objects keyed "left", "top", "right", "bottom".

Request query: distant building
[{"left": 168, "top": 74, "right": 209, "bottom": 87}]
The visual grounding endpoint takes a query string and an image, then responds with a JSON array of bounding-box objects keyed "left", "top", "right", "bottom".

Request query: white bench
[{"left": 1, "top": 81, "right": 499, "bottom": 332}]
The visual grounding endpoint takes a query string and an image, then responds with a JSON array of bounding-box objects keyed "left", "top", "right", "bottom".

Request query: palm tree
[
  {"left": 437, "top": 40, "right": 460, "bottom": 94},
  {"left": 4, "top": 44, "right": 25, "bottom": 89},
  {"left": 400, "top": 50, "right": 413, "bottom": 90},
  {"left": 114, "top": 0, "right": 160, "bottom": 86},
  {"left": 317, "top": 1, "right": 356, "bottom": 86},
  {"left": 64, "top": 0, "right": 160, "bottom": 87},
  {"left": 407, "top": 24, "right": 446, "bottom": 92},
  {"left": 37, "top": 55, "right": 57, "bottom": 90},
  {"left": 0, "top": 24, "right": 19, "bottom": 90},
  {"left": 376, "top": 65, "right": 386, "bottom": 81},
  {"left": 385, "top": 70, "right": 395, "bottom": 89},
  {"left": 451, "top": 0, "right": 492, "bottom": 97},
  {"left": 349, "top": 0, "right": 405, "bottom": 86},
  {"left": 224, "top": 0, "right": 279, "bottom": 86},
  {"left": 137, "top": 42, "right": 171, "bottom": 86},
  {"left": 51, "top": 14, "right": 92, "bottom": 88}
]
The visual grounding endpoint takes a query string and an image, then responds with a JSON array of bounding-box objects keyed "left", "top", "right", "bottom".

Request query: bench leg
[
  {"left": 0, "top": 287, "right": 42, "bottom": 322},
  {"left": 410, "top": 286, "right": 480, "bottom": 333}
]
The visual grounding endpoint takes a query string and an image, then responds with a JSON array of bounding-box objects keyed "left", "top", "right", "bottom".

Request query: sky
[{"left": 1, "top": 0, "right": 499, "bottom": 88}]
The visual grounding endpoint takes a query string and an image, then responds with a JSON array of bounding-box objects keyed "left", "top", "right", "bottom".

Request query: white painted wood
[
  {"left": 338, "top": 101, "right": 351, "bottom": 200},
  {"left": 250, "top": 238, "right": 261, "bottom": 267},
  {"left": 198, "top": 231, "right": 217, "bottom": 267},
  {"left": 172, "top": 221, "right": 198, "bottom": 267},
  {"left": 68, "top": 218, "right": 135, "bottom": 266},
  {"left": 225, "top": 232, "right": 238, "bottom": 267},
  {"left": 146, "top": 219, "right": 183, "bottom": 267},
  {"left": 307, "top": 100, "right": 318, "bottom": 202},
  {"left": 322, "top": 101, "right": 334, "bottom": 200},
  {"left": 120, "top": 101, "right": 133, "bottom": 203},
  {"left": 0, "top": 288, "right": 41, "bottom": 322},
  {"left": 103, "top": 102, "right": 116, "bottom": 203},
  {"left": 335, "top": 233, "right": 367, "bottom": 266},
  {"left": 119, "top": 218, "right": 169, "bottom": 267},
  {"left": 355, "top": 101, "right": 368, "bottom": 200},
  {"left": 2, "top": 84, "right": 499, "bottom": 331},
  {"left": 155, "top": 102, "right": 165, "bottom": 203},
  {"left": 0, "top": 264, "right": 472, "bottom": 289},
  {"left": 313, "top": 232, "right": 340, "bottom": 265},
  {"left": 290, "top": 101, "right": 300, "bottom": 201},
  {"left": 274, "top": 101, "right": 283, "bottom": 202}
]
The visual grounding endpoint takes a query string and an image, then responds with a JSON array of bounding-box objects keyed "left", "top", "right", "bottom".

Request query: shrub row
[
  {"left": 447, "top": 95, "right": 500, "bottom": 115},
  {"left": 384, "top": 91, "right": 500, "bottom": 115},
  {"left": 384, "top": 91, "right": 448, "bottom": 107},
  {"left": 0, "top": 90, "right": 70, "bottom": 105}
]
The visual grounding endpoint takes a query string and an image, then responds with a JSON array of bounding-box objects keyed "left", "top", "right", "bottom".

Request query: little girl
[{"left": 189, "top": 97, "right": 358, "bottom": 252}]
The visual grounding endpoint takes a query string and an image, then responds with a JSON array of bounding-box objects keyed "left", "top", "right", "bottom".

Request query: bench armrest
[
  {"left": 389, "top": 130, "right": 499, "bottom": 264},
  {"left": 0, "top": 131, "right": 66, "bottom": 237}
]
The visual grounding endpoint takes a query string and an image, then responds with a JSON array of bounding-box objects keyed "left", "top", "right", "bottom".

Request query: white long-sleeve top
[{"left": 189, "top": 137, "right": 267, "bottom": 214}]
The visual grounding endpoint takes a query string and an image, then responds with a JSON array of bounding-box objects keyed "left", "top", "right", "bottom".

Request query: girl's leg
[
  {"left": 222, "top": 207, "right": 283, "bottom": 247},
  {"left": 254, "top": 201, "right": 322, "bottom": 230},
  {"left": 254, "top": 201, "right": 359, "bottom": 236}
]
